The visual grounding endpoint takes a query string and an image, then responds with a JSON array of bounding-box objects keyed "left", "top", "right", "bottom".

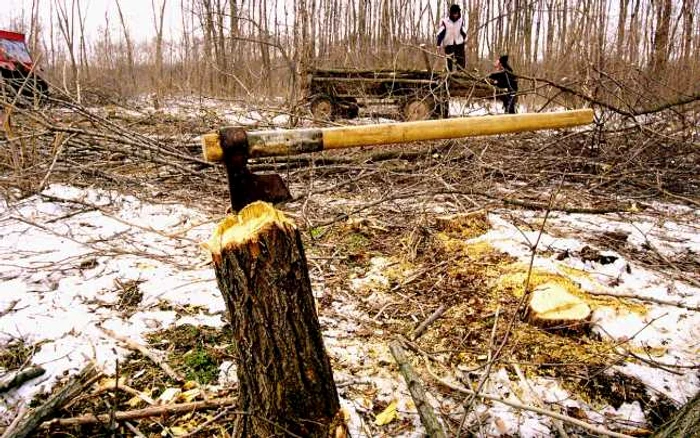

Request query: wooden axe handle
[{"left": 202, "top": 109, "right": 594, "bottom": 162}]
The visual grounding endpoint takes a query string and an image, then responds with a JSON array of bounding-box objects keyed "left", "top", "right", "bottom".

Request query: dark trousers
[
  {"left": 444, "top": 43, "right": 466, "bottom": 71},
  {"left": 501, "top": 93, "right": 517, "bottom": 114}
]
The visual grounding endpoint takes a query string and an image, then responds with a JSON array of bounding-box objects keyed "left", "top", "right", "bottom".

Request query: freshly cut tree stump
[
  {"left": 526, "top": 283, "right": 591, "bottom": 332},
  {"left": 205, "top": 202, "right": 347, "bottom": 438}
]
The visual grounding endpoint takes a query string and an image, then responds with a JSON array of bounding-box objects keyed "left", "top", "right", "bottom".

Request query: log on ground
[{"left": 205, "top": 201, "right": 347, "bottom": 438}]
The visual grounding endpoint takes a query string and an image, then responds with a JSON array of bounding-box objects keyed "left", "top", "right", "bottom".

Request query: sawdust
[
  {"left": 410, "top": 221, "right": 621, "bottom": 384},
  {"left": 495, "top": 263, "right": 648, "bottom": 314},
  {"left": 434, "top": 210, "right": 491, "bottom": 239}
]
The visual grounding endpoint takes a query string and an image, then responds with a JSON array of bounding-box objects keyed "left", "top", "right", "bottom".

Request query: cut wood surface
[
  {"left": 526, "top": 283, "right": 591, "bottom": 331},
  {"left": 205, "top": 201, "right": 347, "bottom": 438}
]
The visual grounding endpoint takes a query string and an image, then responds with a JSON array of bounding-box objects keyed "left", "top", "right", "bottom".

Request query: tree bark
[
  {"left": 389, "top": 341, "right": 446, "bottom": 438},
  {"left": 4, "top": 364, "right": 99, "bottom": 438},
  {"left": 652, "top": 391, "right": 700, "bottom": 438},
  {"left": 205, "top": 202, "right": 347, "bottom": 438}
]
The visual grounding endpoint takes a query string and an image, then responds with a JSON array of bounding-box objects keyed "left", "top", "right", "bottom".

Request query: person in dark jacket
[
  {"left": 489, "top": 55, "right": 518, "bottom": 113},
  {"left": 437, "top": 4, "right": 467, "bottom": 71}
]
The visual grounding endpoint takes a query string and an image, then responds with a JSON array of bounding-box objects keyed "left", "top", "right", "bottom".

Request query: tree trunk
[
  {"left": 652, "top": 391, "right": 700, "bottom": 438},
  {"left": 206, "top": 202, "right": 347, "bottom": 438},
  {"left": 651, "top": 0, "right": 673, "bottom": 73}
]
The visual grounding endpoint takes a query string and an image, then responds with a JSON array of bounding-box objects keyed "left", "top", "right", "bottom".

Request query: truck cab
[{"left": 0, "top": 30, "right": 48, "bottom": 103}]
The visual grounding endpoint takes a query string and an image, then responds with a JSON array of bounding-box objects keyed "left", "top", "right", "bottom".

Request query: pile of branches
[
  {"left": 1, "top": 82, "right": 698, "bottom": 216},
  {"left": 0, "top": 89, "right": 228, "bottom": 206}
]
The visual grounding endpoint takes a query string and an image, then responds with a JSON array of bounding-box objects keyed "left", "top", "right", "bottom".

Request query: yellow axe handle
[{"left": 202, "top": 109, "right": 594, "bottom": 162}]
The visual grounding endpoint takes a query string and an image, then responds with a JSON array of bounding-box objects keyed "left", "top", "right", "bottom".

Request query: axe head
[{"left": 220, "top": 127, "right": 292, "bottom": 211}]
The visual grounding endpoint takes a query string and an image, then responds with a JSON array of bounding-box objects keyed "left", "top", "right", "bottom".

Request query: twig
[
  {"left": 124, "top": 422, "right": 147, "bottom": 438},
  {"left": 0, "top": 404, "right": 28, "bottom": 438},
  {"left": 3, "top": 363, "right": 100, "bottom": 438},
  {"left": 512, "top": 363, "right": 569, "bottom": 437},
  {"left": 0, "top": 299, "right": 20, "bottom": 318},
  {"left": 411, "top": 304, "right": 447, "bottom": 340},
  {"left": 99, "top": 326, "right": 184, "bottom": 383},
  {"left": 36, "top": 133, "right": 71, "bottom": 193},
  {"left": 40, "top": 397, "right": 237, "bottom": 427},
  {"left": 389, "top": 341, "right": 446, "bottom": 438},
  {"left": 181, "top": 406, "right": 232, "bottom": 437},
  {"left": 583, "top": 290, "right": 700, "bottom": 312},
  {"left": 0, "top": 366, "right": 46, "bottom": 394},
  {"left": 424, "top": 358, "right": 634, "bottom": 438},
  {"left": 457, "top": 305, "right": 501, "bottom": 434}
]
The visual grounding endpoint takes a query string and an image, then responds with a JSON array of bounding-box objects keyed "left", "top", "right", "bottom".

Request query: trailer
[
  {"left": 0, "top": 30, "right": 49, "bottom": 104},
  {"left": 305, "top": 68, "right": 502, "bottom": 121}
]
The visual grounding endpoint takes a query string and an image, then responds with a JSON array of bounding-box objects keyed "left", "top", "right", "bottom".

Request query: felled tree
[{"left": 205, "top": 201, "right": 346, "bottom": 438}]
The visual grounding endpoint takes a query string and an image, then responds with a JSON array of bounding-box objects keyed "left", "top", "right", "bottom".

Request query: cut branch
[
  {"left": 99, "top": 326, "right": 184, "bottom": 383},
  {"left": 4, "top": 363, "right": 100, "bottom": 438},
  {"left": 40, "top": 397, "right": 237, "bottom": 428},
  {"left": 389, "top": 341, "right": 446, "bottom": 438}
]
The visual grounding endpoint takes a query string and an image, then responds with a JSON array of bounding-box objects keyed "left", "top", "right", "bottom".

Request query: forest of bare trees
[
  {"left": 4, "top": 0, "right": 699, "bottom": 107},
  {"left": 1, "top": 2, "right": 700, "bottom": 438}
]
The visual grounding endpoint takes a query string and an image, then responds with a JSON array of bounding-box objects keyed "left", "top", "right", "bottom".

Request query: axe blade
[{"left": 226, "top": 169, "right": 292, "bottom": 212}]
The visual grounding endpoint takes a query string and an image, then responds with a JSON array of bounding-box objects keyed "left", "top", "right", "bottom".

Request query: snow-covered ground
[
  {"left": 0, "top": 185, "right": 224, "bottom": 422},
  {"left": 480, "top": 210, "right": 700, "bottom": 403},
  {"left": 1, "top": 184, "right": 698, "bottom": 436}
]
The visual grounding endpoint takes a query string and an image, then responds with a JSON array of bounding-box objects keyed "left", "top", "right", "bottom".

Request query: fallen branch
[
  {"left": 99, "top": 326, "right": 184, "bottom": 383},
  {"left": 411, "top": 304, "right": 447, "bottom": 340},
  {"left": 0, "top": 366, "right": 45, "bottom": 394},
  {"left": 583, "top": 290, "right": 700, "bottom": 312},
  {"left": 3, "top": 363, "right": 100, "bottom": 438},
  {"left": 313, "top": 189, "right": 631, "bottom": 227},
  {"left": 40, "top": 397, "right": 237, "bottom": 428},
  {"left": 389, "top": 341, "right": 446, "bottom": 438},
  {"left": 0, "top": 300, "right": 20, "bottom": 318},
  {"left": 424, "top": 357, "right": 634, "bottom": 438}
]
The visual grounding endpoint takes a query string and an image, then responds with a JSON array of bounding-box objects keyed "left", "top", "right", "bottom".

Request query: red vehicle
[{"left": 0, "top": 30, "right": 48, "bottom": 102}]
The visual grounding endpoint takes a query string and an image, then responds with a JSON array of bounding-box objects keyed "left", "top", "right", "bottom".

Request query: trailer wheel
[
  {"left": 402, "top": 97, "right": 435, "bottom": 121},
  {"left": 337, "top": 97, "right": 359, "bottom": 119},
  {"left": 436, "top": 99, "right": 449, "bottom": 119},
  {"left": 310, "top": 96, "right": 335, "bottom": 120}
]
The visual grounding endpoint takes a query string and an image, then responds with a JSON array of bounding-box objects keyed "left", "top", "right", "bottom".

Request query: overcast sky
[{"left": 1, "top": 0, "right": 185, "bottom": 43}]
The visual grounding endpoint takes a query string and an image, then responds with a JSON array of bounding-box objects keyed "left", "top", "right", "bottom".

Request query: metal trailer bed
[{"left": 304, "top": 68, "right": 502, "bottom": 121}]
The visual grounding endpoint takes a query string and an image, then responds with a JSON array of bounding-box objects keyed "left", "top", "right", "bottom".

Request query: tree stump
[
  {"left": 205, "top": 202, "right": 346, "bottom": 438},
  {"left": 525, "top": 283, "right": 591, "bottom": 332}
]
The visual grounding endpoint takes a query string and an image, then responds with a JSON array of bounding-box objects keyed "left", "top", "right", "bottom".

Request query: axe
[{"left": 202, "top": 109, "right": 594, "bottom": 211}]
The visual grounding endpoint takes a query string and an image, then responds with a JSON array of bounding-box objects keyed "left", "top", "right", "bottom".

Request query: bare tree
[
  {"left": 54, "top": 0, "right": 81, "bottom": 102},
  {"left": 151, "top": 0, "right": 167, "bottom": 108},
  {"left": 115, "top": 0, "right": 137, "bottom": 91}
]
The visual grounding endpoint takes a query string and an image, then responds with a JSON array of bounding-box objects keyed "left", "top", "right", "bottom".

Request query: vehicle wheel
[
  {"left": 310, "top": 95, "right": 335, "bottom": 120},
  {"left": 337, "top": 97, "right": 359, "bottom": 119},
  {"left": 436, "top": 99, "right": 449, "bottom": 119},
  {"left": 402, "top": 97, "right": 435, "bottom": 121}
]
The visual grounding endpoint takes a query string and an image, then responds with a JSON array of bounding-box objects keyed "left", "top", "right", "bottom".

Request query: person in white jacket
[{"left": 436, "top": 4, "right": 467, "bottom": 71}]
